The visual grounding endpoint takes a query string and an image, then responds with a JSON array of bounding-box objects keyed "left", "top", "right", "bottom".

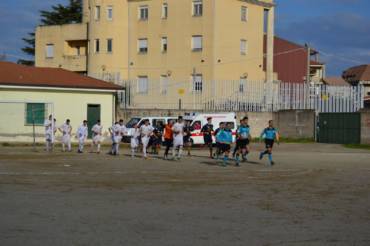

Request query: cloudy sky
[{"left": 0, "top": 0, "right": 369, "bottom": 76}]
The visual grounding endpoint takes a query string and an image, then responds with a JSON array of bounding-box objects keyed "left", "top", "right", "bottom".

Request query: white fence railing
[{"left": 91, "top": 75, "right": 365, "bottom": 113}]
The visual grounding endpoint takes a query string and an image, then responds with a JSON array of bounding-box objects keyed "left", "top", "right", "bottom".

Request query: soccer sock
[
  {"left": 131, "top": 148, "right": 135, "bottom": 157},
  {"left": 68, "top": 142, "right": 71, "bottom": 151},
  {"left": 178, "top": 146, "right": 183, "bottom": 158},
  {"left": 143, "top": 144, "right": 147, "bottom": 157},
  {"left": 223, "top": 155, "right": 228, "bottom": 163},
  {"left": 97, "top": 144, "right": 101, "bottom": 152},
  {"left": 62, "top": 144, "right": 65, "bottom": 152},
  {"left": 268, "top": 153, "right": 273, "bottom": 162},
  {"left": 235, "top": 154, "right": 240, "bottom": 162},
  {"left": 172, "top": 146, "right": 177, "bottom": 158}
]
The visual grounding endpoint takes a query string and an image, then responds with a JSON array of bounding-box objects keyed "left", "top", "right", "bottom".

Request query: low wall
[
  {"left": 361, "top": 110, "right": 370, "bottom": 144},
  {"left": 117, "top": 108, "right": 315, "bottom": 139}
]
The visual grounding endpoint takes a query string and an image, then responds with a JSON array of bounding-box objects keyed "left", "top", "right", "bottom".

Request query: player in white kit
[
  {"left": 130, "top": 124, "right": 140, "bottom": 157},
  {"left": 59, "top": 119, "right": 72, "bottom": 152},
  {"left": 91, "top": 120, "right": 103, "bottom": 154},
  {"left": 109, "top": 119, "right": 125, "bottom": 155},
  {"left": 77, "top": 120, "right": 88, "bottom": 153},
  {"left": 44, "top": 115, "right": 53, "bottom": 151},
  {"left": 140, "top": 119, "right": 154, "bottom": 159},
  {"left": 172, "top": 116, "right": 185, "bottom": 160}
]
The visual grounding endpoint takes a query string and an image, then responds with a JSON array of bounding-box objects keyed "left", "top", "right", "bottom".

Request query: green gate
[
  {"left": 87, "top": 104, "right": 101, "bottom": 138},
  {"left": 318, "top": 113, "right": 361, "bottom": 144}
]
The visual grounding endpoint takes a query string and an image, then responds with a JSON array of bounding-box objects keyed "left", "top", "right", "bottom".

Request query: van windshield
[{"left": 126, "top": 118, "right": 141, "bottom": 128}]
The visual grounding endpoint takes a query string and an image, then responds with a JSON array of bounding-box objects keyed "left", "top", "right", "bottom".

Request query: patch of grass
[{"left": 343, "top": 144, "right": 370, "bottom": 151}]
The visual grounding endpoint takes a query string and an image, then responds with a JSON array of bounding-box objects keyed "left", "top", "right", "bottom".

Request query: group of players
[{"left": 43, "top": 114, "right": 280, "bottom": 166}]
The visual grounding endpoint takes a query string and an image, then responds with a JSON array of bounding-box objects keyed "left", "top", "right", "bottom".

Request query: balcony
[{"left": 61, "top": 55, "right": 87, "bottom": 72}]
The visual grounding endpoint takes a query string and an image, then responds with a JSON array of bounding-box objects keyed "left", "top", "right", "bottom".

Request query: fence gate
[{"left": 318, "top": 113, "right": 361, "bottom": 144}]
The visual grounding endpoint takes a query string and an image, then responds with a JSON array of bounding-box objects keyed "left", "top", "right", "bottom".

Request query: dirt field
[{"left": 0, "top": 143, "right": 369, "bottom": 246}]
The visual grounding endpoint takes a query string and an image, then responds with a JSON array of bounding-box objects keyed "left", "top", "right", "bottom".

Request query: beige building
[{"left": 36, "top": 0, "right": 275, "bottom": 82}]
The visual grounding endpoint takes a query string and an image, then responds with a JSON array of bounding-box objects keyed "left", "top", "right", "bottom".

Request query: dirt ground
[{"left": 0, "top": 143, "right": 369, "bottom": 246}]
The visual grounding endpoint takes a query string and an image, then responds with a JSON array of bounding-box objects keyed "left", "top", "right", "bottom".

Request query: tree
[{"left": 18, "top": 0, "right": 82, "bottom": 66}]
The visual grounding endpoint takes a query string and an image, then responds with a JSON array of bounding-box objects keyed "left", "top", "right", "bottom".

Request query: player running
[
  {"left": 91, "top": 120, "right": 103, "bottom": 154},
  {"left": 201, "top": 117, "right": 214, "bottom": 158},
  {"left": 44, "top": 115, "right": 56, "bottom": 152},
  {"left": 77, "top": 120, "right": 88, "bottom": 153},
  {"left": 216, "top": 122, "right": 233, "bottom": 167},
  {"left": 163, "top": 120, "right": 174, "bottom": 160},
  {"left": 172, "top": 116, "right": 185, "bottom": 160},
  {"left": 130, "top": 124, "right": 140, "bottom": 157},
  {"left": 59, "top": 119, "right": 72, "bottom": 152},
  {"left": 183, "top": 121, "right": 192, "bottom": 156},
  {"left": 213, "top": 122, "right": 225, "bottom": 159},
  {"left": 235, "top": 117, "right": 251, "bottom": 166},
  {"left": 259, "top": 120, "right": 280, "bottom": 166},
  {"left": 140, "top": 119, "right": 154, "bottom": 159}
]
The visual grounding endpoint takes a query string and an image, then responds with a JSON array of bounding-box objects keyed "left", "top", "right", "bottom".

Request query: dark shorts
[
  {"left": 164, "top": 139, "right": 173, "bottom": 147},
  {"left": 204, "top": 135, "right": 213, "bottom": 145},
  {"left": 265, "top": 139, "right": 274, "bottom": 149},
  {"left": 236, "top": 139, "right": 249, "bottom": 149},
  {"left": 219, "top": 143, "right": 231, "bottom": 152},
  {"left": 183, "top": 136, "right": 191, "bottom": 143}
]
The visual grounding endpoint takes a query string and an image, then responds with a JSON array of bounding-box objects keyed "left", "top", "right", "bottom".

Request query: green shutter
[{"left": 26, "top": 103, "right": 45, "bottom": 125}]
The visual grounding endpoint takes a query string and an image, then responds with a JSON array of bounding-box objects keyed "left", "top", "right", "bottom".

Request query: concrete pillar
[{"left": 266, "top": 6, "right": 274, "bottom": 83}]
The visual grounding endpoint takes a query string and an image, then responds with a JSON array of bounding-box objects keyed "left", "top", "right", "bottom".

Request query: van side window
[
  {"left": 192, "top": 121, "right": 201, "bottom": 130},
  {"left": 153, "top": 119, "right": 165, "bottom": 131}
]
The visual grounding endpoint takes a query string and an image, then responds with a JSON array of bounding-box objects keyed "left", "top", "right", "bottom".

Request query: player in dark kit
[
  {"left": 259, "top": 120, "right": 280, "bottom": 166},
  {"left": 235, "top": 117, "right": 251, "bottom": 166},
  {"left": 201, "top": 117, "right": 214, "bottom": 158}
]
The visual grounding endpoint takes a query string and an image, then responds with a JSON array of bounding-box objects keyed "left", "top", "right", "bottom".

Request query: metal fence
[{"left": 92, "top": 75, "right": 365, "bottom": 113}]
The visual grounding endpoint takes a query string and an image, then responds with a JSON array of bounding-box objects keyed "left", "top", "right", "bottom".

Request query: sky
[{"left": 0, "top": 0, "right": 369, "bottom": 76}]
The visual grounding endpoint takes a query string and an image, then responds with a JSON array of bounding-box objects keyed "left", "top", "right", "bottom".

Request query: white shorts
[
  {"left": 131, "top": 138, "right": 139, "bottom": 148},
  {"left": 173, "top": 134, "right": 183, "bottom": 147},
  {"left": 93, "top": 135, "right": 102, "bottom": 143},
  {"left": 62, "top": 134, "right": 71, "bottom": 144},
  {"left": 113, "top": 135, "right": 121, "bottom": 144},
  {"left": 141, "top": 136, "right": 150, "bottom": 146}
]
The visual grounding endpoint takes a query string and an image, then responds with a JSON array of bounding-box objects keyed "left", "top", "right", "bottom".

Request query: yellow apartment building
[{"left": 36, "top": 0, "right": 275, "bottom": 108}]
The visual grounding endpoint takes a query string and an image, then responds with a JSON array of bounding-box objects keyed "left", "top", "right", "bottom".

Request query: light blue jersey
[
  {"left": 261, "top": 127, "right": 277, "bottom": 140},
  {"left": 216, "top": 129, "right": 233, "bottom": 144},
  {"left": 238, "top": 125, "right": 250, "bottom": 139}
]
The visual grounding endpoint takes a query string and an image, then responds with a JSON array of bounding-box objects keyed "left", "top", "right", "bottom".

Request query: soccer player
[
  {"left": 109, "top": 122, "right": 120, "bottom": 155},
  {"left": 201, "top": 117, "right": 214, "bottom": 158},
  {"left": 183, "top": 121, "right": 193, "bottom": 156},
  {"left": 77, "top": 120, "right": 88, "bottom": 153},
  {"left": 235, "top": 117, "right": 251, "bottom": 166},
  {"left": 259, "top": 120, "right": 280, "bottom": 166},
  {"left": 216, "top": 122, "right": 233, "bottom": 166},
  {"left": 59, "top": 119, "right": 72, "bottom": 152},
  {"left": 213, "top": 122, "right": 225, "bottom": 159},
  {"left": 130, "top": 124, "right": 140, "bottom": 157},
  {"left": 44, "top": 115, "right": 54, "bottom": 152},
  {"left": 91, "top": 120, "right": 103, "bottom": 154},
  {"left": 232, "top": 119, "right": 244, "bottom": 158},
  {"left": 172, "top": 116, "right": 185, "bottom": 160},
  {"left": 140, "top": 119, "right": 154, "bottom": 159},
  {"left": 163, "top": 120, "right": 174, "bottom": 160}
]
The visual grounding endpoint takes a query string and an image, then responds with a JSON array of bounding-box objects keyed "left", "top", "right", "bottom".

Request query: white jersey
[
  {"left": 77, "top": 125, "right": 88, "bottom": 139},
  {"left": 92, "top": 124, "right": 103, "bottom": 136},
  {"left": 60, "top": 123, "right": 72, "bottom": 135},
  {"left": 44, "top": 119, "right": 52, "bottom": 134},
  {"left": 119, "top": 124, "right": 127, "bottom": 136},
  {"left": 172, "top": 122, "right": 184, "bottom": 146},
  {"left": 140, "top": 125, "right": 154, "bottom": 138}
]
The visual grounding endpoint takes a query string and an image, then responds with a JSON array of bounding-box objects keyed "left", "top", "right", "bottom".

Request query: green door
[
  {"left": 87, "top": 104, "right": 101, "bottom": 138},
  {"left": 318, "top": 113, "right": 361, "bottom": 144}
]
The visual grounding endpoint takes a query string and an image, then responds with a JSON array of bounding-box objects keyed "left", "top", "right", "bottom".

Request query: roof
[
  {"left": 323, "top": 77, "right": 349, "bottom": 86},
  {"left": 0, "top": 61, "right": 123, "bottom": 91},
  {"left": 342, "top": 64, "right": 370, "bottom": 82}
]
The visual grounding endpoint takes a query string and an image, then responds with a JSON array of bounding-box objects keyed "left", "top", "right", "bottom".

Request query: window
[
  {"left": 160, "top": 75, "right": 169, "bottom": 94},
  {"left": 192, "top": 0, "right": 203, "bottom": 16},
  {"left": 161, "top": 37, "right": 168, "bottom": 52},
  {"left": 239, "top": 78, "right": 247, "bottom": 93},
  {"left": 138, "top": 38, "right": 148, "bottom": 53},
  {"left": 192, "top": 74, "right": 203, "bottom": 92},
  {"left": 107, "top": 39, "right": 113, "bottom": 53},
  {"left": 107, "top": 6, "right": 113, "bottom": 20},
  {"left": 45, "top": 44, "right": 54, "bottom": 58},
  {"left": 139, "top": 5, "right": 149, "bottom": 20},
  {"left": 138, "top": 76, "right": 149, "bottom": 94},
  {"left": 94, "top": 39, "right": 100, "bottom": 53},
  {"left": 240, "top": 39, "right": 247, "bottom": 55},
  {"left": 162, "top": 3, "right": 168, "bottom": 19},
  {"left": 94, "top": 6, "right": 101, "bottom": 20},
  {"left": 26, "top": 103, "right": 45, "bottom": 125},
  {"left": 192, "top": 35, "right": 202, "bottom": 51},
  {"left": 241, "top": 6, "right": 248, "bottom": 21}
]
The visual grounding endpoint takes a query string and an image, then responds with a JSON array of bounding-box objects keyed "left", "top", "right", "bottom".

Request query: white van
[
  {"left": 123, "top": 116, "right": 177, "bottom": 142},
  {"left": 184, "top": 112, "right": 237, "bottom": 145}
]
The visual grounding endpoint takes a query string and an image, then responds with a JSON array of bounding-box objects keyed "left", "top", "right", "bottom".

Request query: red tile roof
[
  {"left": 342, "top": 64, "right": 370, "bottom": 83},
  {"left": 323, "top": 77, "right": 349, "bottom": 86},
  {"left": 0, "top": 61, "right": 123, "bottom": 90}
]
